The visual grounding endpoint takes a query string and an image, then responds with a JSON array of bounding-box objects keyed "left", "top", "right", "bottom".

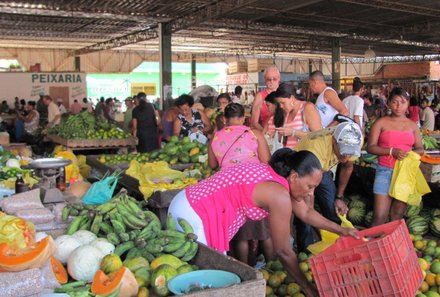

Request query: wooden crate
[
  {"left": 186, "top": 244, "right": 265, "bottom": 297},
  {"left": 228, "top": 61, "right": 247, "bottom": 74},
  {"left": 247, "top": 59, "right": 273, "bottom": 73},
  {"left": 420, "top": 162, "right": 440, "bottom": 183},
  {"left": 46, "top": 134, "right": 138, "bottom": 148}
]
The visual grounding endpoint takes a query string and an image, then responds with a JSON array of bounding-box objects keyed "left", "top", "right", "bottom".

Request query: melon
[
  {"left": 0, "top": 236, "right": 56, "bottom": 272},
  {"left": 405, "top": 204, "right": 422, "bottom": 218},
  {"left": 364, "top": 211, "right": 374, "bottom": 228},
  {"left": 91, "top": 266, "right": 138, "bottom": 297},
  {"left": 348, "top": 199, "right": 366, "bottom": 210},
  {"left": 406, "top": 216, "right": 429, "bottom": 235},
  {"left": 430, "top": 216, "right": 440, "bottom": 238},
  {"left": 347, "top": 207, "right": 366, "bottom": 226}
]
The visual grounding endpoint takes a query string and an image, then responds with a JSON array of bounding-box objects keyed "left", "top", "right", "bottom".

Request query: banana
[
  {"left": 166, "top": 213, "right": 177, "bottom": 230},
  {"left": 66, "top": 215, "right": 86, "bottom": 235},
  {"left": 159, "top": 229, "right": 186, "bottom": 240},
  {"left": 90, "top": 214, "right": 103, "bottom": 234},
  {"left": 163, "top": 239, "right": 187, "bottom": 253},
  {"left": 96, "top": 202, "right": 116, "bottom": 214},
  {"left": 177, "top": 218, "right": 194, "bottom": 234},
  {"left": 172, "top": 240, "right": 192, "bottom": 258},
  {"left": 180, "top": 241, "right": 199, "bottom": 262},
  {"left": 61, "top": 206, "right": 71, "bottom": 221},
  {"left": 110, "top": 218, "right": 126, "bottom": 234}
]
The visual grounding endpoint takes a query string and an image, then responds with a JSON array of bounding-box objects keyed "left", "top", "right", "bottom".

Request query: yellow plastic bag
[
  {"left": 307, "top": 214, "right": 354, "bottom": 256},
  {"left": 388, "top": 151, "right": 431, "bottom": 206},
  {"left": 0, "top": 212, "right": 36, "bottom": 249}
]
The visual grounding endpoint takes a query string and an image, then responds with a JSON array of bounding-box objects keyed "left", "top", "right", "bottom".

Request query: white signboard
[{"left": 0, "top": 72, "right": 87, "bottom": 106}]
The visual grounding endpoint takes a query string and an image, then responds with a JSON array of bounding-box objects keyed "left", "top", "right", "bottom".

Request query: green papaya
[
  {"left": 150, "top": 264, "right": 178, "bottom": 297},
  {"left": 169, "top": 135, "right": 179, "bottom": 143}
]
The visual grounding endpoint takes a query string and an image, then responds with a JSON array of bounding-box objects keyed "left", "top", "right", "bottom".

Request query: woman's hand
[
  {"left": 275, "top": 127, "right": 295, "bottom": 137},
  {"left": 391, "top": 148, "right": 408, "bottom": 160},
  {"left": 339, "top": 227, "right": 359, "bottom": 239},
  {"left": 335, "top": 199, "right": 348, "bottom": 215}
]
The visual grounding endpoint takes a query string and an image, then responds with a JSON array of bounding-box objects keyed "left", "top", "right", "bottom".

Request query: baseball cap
[{"left": 333, "top": 122, "right": 363, "bottom": 157}]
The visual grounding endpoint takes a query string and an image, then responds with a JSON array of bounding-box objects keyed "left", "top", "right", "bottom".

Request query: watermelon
[
  {"left": 364, "top": 211, "right": 374, "bottom": 228},
  {"left": 347, "top": 207, "right": 366, "bottom": 226},
  {"left": 429, "top": 216, "right": 440, "bottom": 238},
  {"left": 349, "top": 199, "right": 366, "bottom": 210},
  {"left": 420, "top": 208, "right": 432, "bottom": 221},
  {"left": 406, "top": 216, "right": 429, "bottom": 235},
  {"left": 405, "top": 204, "right": 422, "bottom": 218},
  {"left": 431, "top": 208, "right": 440, "bottom": 218}
]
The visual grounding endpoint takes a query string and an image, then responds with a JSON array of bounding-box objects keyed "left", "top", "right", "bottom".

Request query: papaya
[
  {"left": 189, "top": 147, "right": 200, "bottom": 157},
  {"left": 50, "top": 256, "right": 68, "bottom": 284},
  {"left": 91, "top": 266, "right": 139, "bottom": 297},
  {"left": 169, "top": 136, "right": 179, "bottom": 143},
  {"left": 181, "top": 142, "right": 197, "bottom": 152},
  {"left": 0, "top": 236, "right": 56, "bottom": 272},
  {"left": 178, "top": 154, "right": 190, "bottom": 164},
  {"left": 150, "top": 254, "right": 185, "bottom": 270},
  {"left": 190, "top": 154, "right": 200, "bottom": 163},
  {"left": 137, "top": 286, "right": 150, "bottom": 297},
  {"left": 181, "top": 136, "right": 190, "bottom": 144},
  {"left": 150, "top": 264, "right": 178, "bottom": 297},
  {"left": 101, "top": 253, "right": 123, "bottom": 274},
  {"left": 123, "top": 256, "right": 149, "bottom": 273},
  {"left": 134, "top": 267, "right": 151, "bottom": 287},
  {"left": 176, "top": 263, "right": 194, "bottom": 275},
  {"left": 165, "top": 146, "right": 179, "bottom": 156}
]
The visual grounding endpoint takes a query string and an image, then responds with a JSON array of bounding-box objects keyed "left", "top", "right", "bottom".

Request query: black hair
[
  {"left": 83, "top": 98, "right": 88, "bottom": 103},
  {"left": 388, "top": 87, "right": 409, "bottom": 102},
  {"left": 137, "top": 92, "right": 146, "bottom": 99},
  {"left": 216, "top": 93, "right": 231, "bottom": 103},
  {"left": 422, "top": 98, "right": 430, "bottom": 105},
  {"left": 274, "top": 82, "right": 297, "bottom": 99},
  {"left": 105, "top": 98, "right": 113, "bottom": 104},
  {"left": 224, "top": 103, "right": 244, "bottom": 119},
  {"left": 410, "top": 96, "right": 418, "bottom": 106},
  {"left": 353, "top": 80, "right": 363, "bottom": 92},
  {"left": 234, "top": 86, "right": 243, "bottom": 95},
  {"left": 175, "top": 95, "right": 194, "bottom": 108},
  {"left": 20, "top": 99, "right": 26, "bottom": 105},
  {"left": 27, "top": 101, "right": 36, "bottom": 108},
  {"left": 74, "top": 99, "right": 78, "bottom": 103},
  {"left": 265, "top": 91, "right": 284, "bottom": 128},
  {"left": 269, "top": 148, "right": 322, "bottom": 178}
]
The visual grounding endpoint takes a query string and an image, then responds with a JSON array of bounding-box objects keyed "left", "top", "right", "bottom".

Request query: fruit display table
[{"left": 46, "top": 134, "right": 138, "bottom": 153}]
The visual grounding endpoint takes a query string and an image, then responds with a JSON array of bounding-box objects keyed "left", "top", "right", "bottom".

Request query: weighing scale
[{"left": 28, "top": 158, "right": 72, "bottom": 203}]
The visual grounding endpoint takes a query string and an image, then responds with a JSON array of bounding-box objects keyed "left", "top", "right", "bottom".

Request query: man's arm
[{"left": 250, "top": 92, "right": 264, "bottom": 131}]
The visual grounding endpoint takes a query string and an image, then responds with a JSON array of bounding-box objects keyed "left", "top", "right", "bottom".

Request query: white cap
[{"left": 333, "top": 122, "right": 363, "bottom": 157}]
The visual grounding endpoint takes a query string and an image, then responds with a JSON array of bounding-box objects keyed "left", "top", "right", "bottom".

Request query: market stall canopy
[{"left": 0, "top": 0, "right": 440, "bottom": 57}]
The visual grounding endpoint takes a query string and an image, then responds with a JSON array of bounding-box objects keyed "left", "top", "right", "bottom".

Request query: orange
[
  {"left": 420, "top": 258, "right": 431, "bottom": 271},
  {"left": 436, "top": 274, "right": 440, "bottom": 286},
  {"left": 420, "top": 281, "right": 430, "bottom": 293},
  {"left": 286, "top": 283, "right": 301, "bottom": 295},
  {"left": 299, "top": 262, "right": 309, "bottom": 273},
  {"left": 426, "top": 273, "right": 437, "bottom": 287}
]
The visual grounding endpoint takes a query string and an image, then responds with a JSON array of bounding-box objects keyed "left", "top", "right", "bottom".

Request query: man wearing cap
[{"left": 294, "top": 120, "right": 363, "bottom": 252}]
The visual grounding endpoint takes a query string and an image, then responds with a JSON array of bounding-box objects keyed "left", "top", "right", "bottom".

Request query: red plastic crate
[{"left": 309, "top": 219, "right": 423, "bottom": 297}]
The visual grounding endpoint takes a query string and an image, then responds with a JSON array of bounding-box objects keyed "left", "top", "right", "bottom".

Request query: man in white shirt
[
  {"left": 343, "top": 79, "right": 365, "bottom": 129},
  {"left": 231, "top": 86, "right": 243, "bottom": 104},
  {"left": 421, "top": 98, "right": 435, "bottom": 131},
  {"left": 43, "top": 95, "right": 61, "bottom": 128}
]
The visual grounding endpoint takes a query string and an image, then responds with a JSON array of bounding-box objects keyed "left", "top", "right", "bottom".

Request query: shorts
[
  {"left": 168, "top": 190, "right": 208, "bottom": 245},
  {"left": 373, "top": 164, "right": 394, "bottom": 196}
]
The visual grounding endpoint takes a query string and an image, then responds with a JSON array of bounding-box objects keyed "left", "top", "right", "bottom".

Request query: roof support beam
[{"left": 336, "top": 0, "right": 440, "bottom": 18}]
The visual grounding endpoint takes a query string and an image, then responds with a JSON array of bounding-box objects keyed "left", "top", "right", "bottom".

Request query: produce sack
[
  {"left": 125, "top": 160, "right": 197, "bottom": 199},
  {"left": 388, "top": 151, "right": 431, "bottom": 206},
  {"left": 0, "top": 211, "right": 36, "bottom": 249},
  {"left": 307, "top": 214, "right": 354, "bottom": 256},
  {"left": 82, "top": 172, "right": 119, "bottom": 205}
]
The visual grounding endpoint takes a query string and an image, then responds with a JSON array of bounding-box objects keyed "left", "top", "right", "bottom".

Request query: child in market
[{"left": 367, "top": 87, "right": 424, "bottom": 226}]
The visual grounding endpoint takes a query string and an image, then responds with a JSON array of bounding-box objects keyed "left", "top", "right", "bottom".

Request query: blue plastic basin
[{"left": 167, "top": 269, "right": 241, "bottom": 295}]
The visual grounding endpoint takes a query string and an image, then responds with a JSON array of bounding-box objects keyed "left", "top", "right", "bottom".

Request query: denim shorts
[{"left": 373, "top": 164, "right": 394, "bottom": 195}]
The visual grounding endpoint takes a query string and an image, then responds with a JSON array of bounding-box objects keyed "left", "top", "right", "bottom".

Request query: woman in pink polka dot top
[{"left": 168, "top": 149, "right": 358, "bottom": 297}]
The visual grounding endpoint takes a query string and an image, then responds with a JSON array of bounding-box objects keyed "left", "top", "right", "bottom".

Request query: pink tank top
[
  {"left": 259, "top": 89, "right": 271, "bottom": 127},
  {"left": 268, "top": 101, "right": 306, "bottom": 149},
  {"left": 211, "top": 125, "right": 259, "bottom": 168},
  {"left": 186, "top": 163, "right": 289, "bottom": 252},
  {"left": 378, "top": 130, "right": 415, "bottom": 168}
]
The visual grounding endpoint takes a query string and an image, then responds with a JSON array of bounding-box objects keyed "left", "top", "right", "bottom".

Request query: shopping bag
[
  {"left": 82, "top": 173, "right": 120, "bottom": 204},
  {"left": 388, "top": 151, "right": 431, "bottom": 206},
  {"left": 307, "top": 214, "right": 355, "bottom": 256},
  {"left": 267, "top": 131, "right": 284, "bottom": 154}
]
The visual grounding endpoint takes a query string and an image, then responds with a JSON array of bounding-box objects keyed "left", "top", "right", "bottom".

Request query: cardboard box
[
  {"left": 228, "top": 61, "right": 247, "bottom": 74},
  {"left": 420, "top": 162, "right": 440, "bottom": 183},
  {"left": 247, "top": 59, "right": 274, "bottom": 73}
]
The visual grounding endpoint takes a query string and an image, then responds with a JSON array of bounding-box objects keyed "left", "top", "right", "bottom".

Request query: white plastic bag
[
  {"left": 267, "top": 131, "right": 284, "bottom": 154},
  {"left": 189, "top": 131, "right": 208, "bottom": 144}
]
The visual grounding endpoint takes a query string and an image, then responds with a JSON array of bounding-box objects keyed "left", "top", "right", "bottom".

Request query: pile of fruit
[
  {"left": 260, "top": 253, "right": 312, "bottom": 297},
  {"left": 413, "top": 235, "right": 440, "bottom": 296},
  {"left": 422, "top": 134, "right": 439, "bottom": 151},
  {"left": 59, "top": 191, "right": 201, "bottom": 296},
  {"left": 149, "top": 136, "right": 207, "bottom": 164},
  {"left": 48, "top": 112, "right": 131, "bottom": 140}
]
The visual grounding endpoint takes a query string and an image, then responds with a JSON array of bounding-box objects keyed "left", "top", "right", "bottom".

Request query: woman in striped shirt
[{"left": 266, "top": 82, "right": 322, "bottom": 149}]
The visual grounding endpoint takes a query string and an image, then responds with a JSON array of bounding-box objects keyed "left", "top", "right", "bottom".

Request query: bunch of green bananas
[{"left": 422, "top": 135, "right": 439, "bottom": 150}]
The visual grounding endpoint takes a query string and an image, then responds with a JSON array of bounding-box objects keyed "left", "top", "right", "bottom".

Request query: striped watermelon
[
  {"left": 431, "top": 208, "right": 440, "bottom": 217},
  {"left": 406, "top": 216, "right": 429, "bottom": 235},
  {"left": 405, "top": 204, "right": 422, "bottom": 218},
  {"left": 347, "top": 207, "right": 366, "bottom": 225},
  {"left": 364, "top": 211, "right": 374, "bottom": 228},
  {"left": 429, "top": 216, "right": 440, "bottom": 238},
  {"left": 348, "top": 199, "right": 366, "bottom": 210}
]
